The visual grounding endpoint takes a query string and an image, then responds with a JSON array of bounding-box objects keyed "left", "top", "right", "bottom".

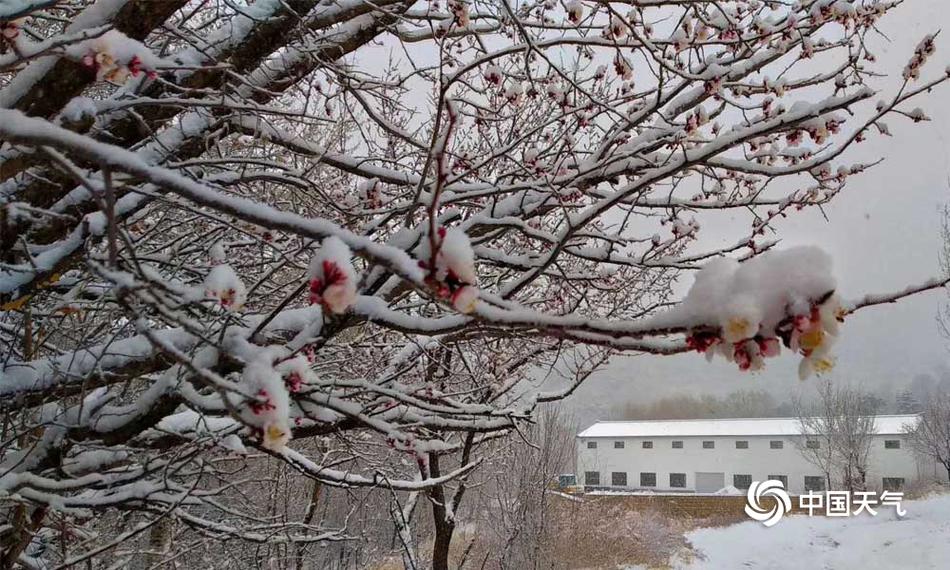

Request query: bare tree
[
  {"left": 483, "top": 407, "right": 576, "bottom": 570},
  {"left": 1, "top": 1, "right": 948, "bottom": 567},
  {"left": 906, "top": 390, "right": 950, "bottom": 484},
  {"left": 797, "top": 381, "right": 878, "bottom": 492}
]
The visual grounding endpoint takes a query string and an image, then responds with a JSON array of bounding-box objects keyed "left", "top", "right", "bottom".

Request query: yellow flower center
[
  {"left": 813, "top": 357, "right": 835, "bottom": 374},
  {"left": 799, "top": 329, "right": 825, "bottom": 351},
  {"left": 265, "top": 424, "right": 287, "bottom": 442},
  {"left": 726, "top": 317, "right": 752, "bottom": 339}
]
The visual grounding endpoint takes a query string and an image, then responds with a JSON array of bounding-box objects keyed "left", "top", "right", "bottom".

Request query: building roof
[{"left": 577, "top": 415, "right": 919, "bottom": 438}]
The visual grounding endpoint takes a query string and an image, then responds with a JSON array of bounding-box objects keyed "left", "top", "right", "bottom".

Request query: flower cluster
[
  {"left": 308, "top": 236, "right": 358, "bottom": 314},
  {"left": 797, "top": 115, "right": 843, "bottom": 145},
  {"left": 776, "top": 293, "right": 843, "bottom": 380},
  {"left": 685, "top": 293, "right": 843, "bottom": 379},
  {"left": 903, "top": 34, "right": 935, "bottom": 80},
  {"left": 82, "top": 43, "right": 157, "bottom": 85},
  {"left": 420, "top": 227, "right": 479, "bottom": 313},
  {"left": 673, "top": 247, "right": 841, "bottom": 378}
]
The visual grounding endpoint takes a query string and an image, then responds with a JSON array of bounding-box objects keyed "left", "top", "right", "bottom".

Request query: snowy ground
[{"left": 672, "top": 493, "right": 950, "bottom": 569}]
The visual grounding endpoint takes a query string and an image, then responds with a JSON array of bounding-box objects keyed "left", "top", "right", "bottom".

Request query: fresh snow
[
  {"left": 674, "top": 493, "right": 950, "bottom": 569},
  {"left": 667, "top": 246, "right": 836, "bottom": 334}
]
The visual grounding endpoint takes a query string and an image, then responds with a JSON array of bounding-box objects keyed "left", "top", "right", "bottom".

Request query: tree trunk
[{"left": 428, "top": 455, "right": 456, "bottom": 570}]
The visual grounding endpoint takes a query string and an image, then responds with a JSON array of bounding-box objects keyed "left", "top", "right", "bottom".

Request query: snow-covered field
[{"left": 673, "top": 493, "right": 950, "bottom": 569}]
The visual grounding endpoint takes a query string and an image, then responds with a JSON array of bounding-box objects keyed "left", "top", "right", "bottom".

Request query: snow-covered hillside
[{"left": 675, "top": 493, "right": 950, "bottom": 569}]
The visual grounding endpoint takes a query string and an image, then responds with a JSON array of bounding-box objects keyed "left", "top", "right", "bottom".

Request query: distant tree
[
  {"left": 896, "top": 389, "right": 922, "bottom": 414},
  {"left": 613, "top": 389, "right": 784, "bottom": 420},
  {"left": 906, "top": 391, "right": 950, "bottom": 484},
  {"left": 797, "top": 381, "right": 878, "bottom": 492},
  {"left": 480, "top": 407, "right": 576, "bottom": 570}
]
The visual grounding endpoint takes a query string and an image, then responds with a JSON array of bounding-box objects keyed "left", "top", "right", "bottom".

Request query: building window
[
  {"left": 770, "top": 440, "right": 784, "bottom": 449},
  {"left": 612, "top": 472, "right": 627, "bottom": 487},
  {"left": 584, "top": 471, "right": 600, "bottom": 486},
  {"left": 614, "top": 441, "right": 625, "bottom": 449},
  {"left": 884, "top": 440, "right": 901, "bottom": 449},
  {"left": 769, "top": 475, "right": 788, "bottom": 487},
  {"left": 804, "top": 476, "right": 826, "bottom": 492},
  {"left": 735, "top": 440, "right": 749, "bottom": 449},
  {"left": 733, "top": 474, "right": 752, "bottom": 489},
  {"left": 806, "top": 439, "right": 821, "bottom": 449},
  {"left": 558, "top": 474, "right": 577, "bottom": 488},
  {"left": 670, "top": 473, "right": 686, "bottom": 488},
  {"left": 883, "top": 477, "right": 905, "bottom": 491},
  {"left": 702, "top": 440, "right": 715, "bottom": 449},
  {"left": 642, "top": 441, "right": 653, "bottom": 449},
  {"left": 640, "top": 472, "right": 656, "bottom": 487},
  {"left": 587, "top": 441, "right": 597, "bottom": 449},
  {"left": 672, "top": 440, "right": 683, "bottom": 449}
]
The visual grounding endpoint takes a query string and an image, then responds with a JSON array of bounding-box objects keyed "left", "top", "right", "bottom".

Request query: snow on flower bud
[
  {"left": 451, "top": 284, "right": 479, "bottom": 314},
  {"left": 607, "top": 15, "right": 628, "bottom": 39},
  {"left": 204, "top": 264, "right": 247, "bottom": 310},
  {"left": 720, "top": 295, "right": 762, "bottom": 343},
  {"left": 1, "top": 18, "right": 24, "bottom": 40},
  {"left": 210, "top": 241, "right": 227, "bottom": 264},
  {"left": 448, "top": 0, "right": 470, "bottom": 27},
  {"left": 483, "top": 64, "right": 503, "bottom": 86},
  {"left": 263, "top": 422, "right": 291, "bottom": 451},
  {"left": 424, "top": 227, "right": 480, "bottom": 313},
  {"left": 614, "top": 54, "right": 633, "bottom": 81},
  {"left": 308, "top": 236, "right": 358, "bottom": 314},
  {"left": 238, "top": 355, "right": 292, "bottom": 451},
  {"left": 672, "top": 247, "right": 840, "bottom": 375},
  {"left": 276, "top": 355, "right": 319, "bottom": 393},
  {"left": 69, "top": 31, "right": 163, "bottom": 85},
  {"left": 504, "top": 81, "right": 524, "bottom": 104},
  {"left": 437, "top": 227, "right": 477, "bottom": 285},
  {"left": 566, "top": 0, "right": 584, "bottom": 24}
]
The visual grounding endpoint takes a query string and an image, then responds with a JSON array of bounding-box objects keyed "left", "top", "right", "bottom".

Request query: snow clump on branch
[{"left": 673, "top": 246, "right": 843, "bottom": 379}]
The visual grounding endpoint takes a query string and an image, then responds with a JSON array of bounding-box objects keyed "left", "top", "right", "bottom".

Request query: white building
[{"left": 576, "top": 415, "right": 933, "bottom": 494}]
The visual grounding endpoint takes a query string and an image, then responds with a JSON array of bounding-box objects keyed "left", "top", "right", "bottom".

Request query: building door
[{"left": 695, "top": 472, "right": 725, "bottom": 493}]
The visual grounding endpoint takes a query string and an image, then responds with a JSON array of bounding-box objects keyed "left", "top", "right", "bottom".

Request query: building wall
[{"left": 576, "top": 433, "right": 925, "bottom": 494}]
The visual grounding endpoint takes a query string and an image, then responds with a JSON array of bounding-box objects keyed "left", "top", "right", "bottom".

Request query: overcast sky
[{"left": 566, "top": 1, "right": 950, "bottom": 421}]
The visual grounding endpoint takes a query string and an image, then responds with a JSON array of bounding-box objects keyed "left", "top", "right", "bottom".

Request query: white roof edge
[{"left": 577, "top": 414, "right": 920, "bottom": 438}]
